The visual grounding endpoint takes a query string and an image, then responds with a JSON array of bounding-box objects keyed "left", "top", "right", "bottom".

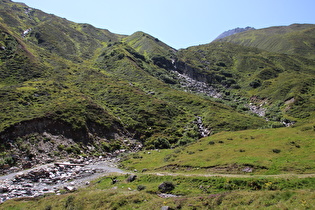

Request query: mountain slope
[
  {"left": 0, "top": 0, "right": 268, "bottom": 168},
  {"left": 215, "top": 24, "right": 315, "bottom": 59},
  {"left": 0, "top": 0, "right": 120, "bottom": 62},
  {"left": 1, "top": 1, "right": 315, "bottom": 208},
  {"left": 176, "top": 41, "right": 315, "bottom": 123},
  {"left": 122, "top": 125, "right": 315, "bottom": 174}
]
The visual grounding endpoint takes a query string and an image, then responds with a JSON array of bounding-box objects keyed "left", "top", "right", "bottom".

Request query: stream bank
[{"left": 0, "top": 157, "right": 125, "bottom": 203}]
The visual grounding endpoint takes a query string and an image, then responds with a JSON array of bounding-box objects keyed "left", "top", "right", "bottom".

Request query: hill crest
[{"left": 214, "top": 26, "right": 255, "bottom": 41}]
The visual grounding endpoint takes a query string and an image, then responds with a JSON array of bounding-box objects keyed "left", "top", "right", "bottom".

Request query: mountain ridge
[{"left": 215, "top": 23, "right": 315, "bottom": 59}]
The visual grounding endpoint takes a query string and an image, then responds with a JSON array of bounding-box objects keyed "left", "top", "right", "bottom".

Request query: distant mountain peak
[{"left": 213, "top": 26, "right": 255, "bottom": 41}]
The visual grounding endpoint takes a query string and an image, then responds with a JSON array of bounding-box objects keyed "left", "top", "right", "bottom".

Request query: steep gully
[
  {"left": 169, "top": 59, "right": 293, "bottom": 126},
  {"left": 169, "top": 59, "right": 267, "bottom": 120}
]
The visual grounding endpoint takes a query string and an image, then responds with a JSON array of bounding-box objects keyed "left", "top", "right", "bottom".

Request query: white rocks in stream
[{"left": 0, "top": 157, "right": 123, "bottom": 203}]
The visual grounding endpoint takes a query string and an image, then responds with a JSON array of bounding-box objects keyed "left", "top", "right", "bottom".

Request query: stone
[
  {"left": 22, "top": 183, "right": 33, "bottom": 188},
  {"left": 22, "top": 162, "right": 32, "bottom": 169},
  {"left": 2, "top": 164, "right": 10, "bottom": 169},
  {"left": 126, "top": 175, "right": 137, "bottom": 182},
  {"left": 15, "top": 172, "right": 24, "bottom": 179},
  {"left": 9, "top": 167, "right": 20, "bottom": 172},
  {"left": 158, "top": 182, "right": 175, "bottom": 193},
  {"left": 0, "top": 186, "right": 9, "bottom": 193},
  {"left": 242, "top": 167, "right": 253, "bottom": 173},
  {"left": 64, "top": 186, "right": 77, "bottom": 192}
]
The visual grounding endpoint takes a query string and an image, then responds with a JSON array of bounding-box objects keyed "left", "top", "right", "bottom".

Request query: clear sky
[{"left": 13, "top": 0, "right": 315, "bottom": 49}]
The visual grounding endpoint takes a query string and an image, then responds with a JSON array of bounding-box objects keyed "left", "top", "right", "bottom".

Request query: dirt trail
[{"left": 147, "top": 172, "right": 315, "bottom": 179}]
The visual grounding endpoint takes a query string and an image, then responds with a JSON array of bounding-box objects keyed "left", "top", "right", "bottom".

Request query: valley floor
[{"left": 1, "top": 157, "right": 315, "bottom": 209}]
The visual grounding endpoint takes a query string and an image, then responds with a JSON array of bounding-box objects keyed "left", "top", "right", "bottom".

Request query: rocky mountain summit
[{"left": 213, "top": 26, "right": 255, "bottom": 40}]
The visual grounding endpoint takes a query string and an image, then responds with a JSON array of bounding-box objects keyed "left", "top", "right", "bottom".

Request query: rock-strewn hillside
[{"left": 0, "top": 0, "right": 270, "bottom": 169}]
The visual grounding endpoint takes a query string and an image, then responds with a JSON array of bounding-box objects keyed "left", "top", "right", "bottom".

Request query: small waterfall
[{"left": 195, "top": 116, "right": 210, "bottom": 137}]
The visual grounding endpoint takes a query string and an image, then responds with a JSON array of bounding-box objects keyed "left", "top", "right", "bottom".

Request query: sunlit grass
[{"left": 122, "top": 126, "right": 315, "bottom": 175}]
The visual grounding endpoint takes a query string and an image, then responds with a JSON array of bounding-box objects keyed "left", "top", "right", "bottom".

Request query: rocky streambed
[{"left": 0, "top": 157, "right": 125, "bottom": 203}]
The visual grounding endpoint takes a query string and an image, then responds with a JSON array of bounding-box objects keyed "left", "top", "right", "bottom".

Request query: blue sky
[{"left": 13, "top": 0, "right": 315, "bottom": 49}]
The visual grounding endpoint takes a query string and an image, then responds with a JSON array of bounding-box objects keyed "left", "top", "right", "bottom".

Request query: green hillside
[
  {"left": 216, "top": 24, "right": 315, "bottom": 59},
  {"left": 177, "top": 41, "right": 315, "bottom": 124},
  {"left": 0, "top": 0, "right": 314, "bottom": 169},
  {"left": 1, "top": 0, "right": 315, "bottom": 209},
  {"left": 0, "top": 0, "right": 268, "bottom": 165},
  {"left": 122, "top": 125, "right": 315, "bottom": 174}
]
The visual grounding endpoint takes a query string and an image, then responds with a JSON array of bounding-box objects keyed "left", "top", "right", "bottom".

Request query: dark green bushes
[
  {"left": 153, "top": 137, "right": 171, "bottom": 149},
  {"left": 158, "top": 181, "right": 175, "bottom": 193},
  {"left": 249, "top": 79, "right": 261, "bottom": 88}
]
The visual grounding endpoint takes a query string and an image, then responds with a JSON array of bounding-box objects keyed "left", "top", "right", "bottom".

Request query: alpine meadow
[{"left": 0, "top": 0, "right": 315, "bottom": 209}]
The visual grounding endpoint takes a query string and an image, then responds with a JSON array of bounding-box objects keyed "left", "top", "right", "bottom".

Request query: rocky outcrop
[
  {"left": 150, "top": 56, "right": 222, "bottom": 98},
  {"left": 0, "top": 117, "right": 127, "bottom": 144},
  {"left": 0, "top": 130, "right": 142, "bottom": 175},
  {"left": 152, "top": 55, "right": 174, "bottom": 70},
  {"left": 214, "top": 27, "right": 255, "bottom": 41},
  {"left": 174, "top": 60, "right": 216, "bottom": 84},
  {"left": 246, "top": 103, "right": 266, "bottom": 117},
  {"left": 173, "top": 70, "right": 222, "bottom": 98}
]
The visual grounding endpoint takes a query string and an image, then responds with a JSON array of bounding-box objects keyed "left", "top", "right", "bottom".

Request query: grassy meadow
[{"left": 121, "top": 126, "right": 315, "bottom": 175}]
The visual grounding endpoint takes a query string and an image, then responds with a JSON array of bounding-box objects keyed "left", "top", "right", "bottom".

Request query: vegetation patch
[{"left": 121, "top": 126, "right": 315, "bottom": 175}]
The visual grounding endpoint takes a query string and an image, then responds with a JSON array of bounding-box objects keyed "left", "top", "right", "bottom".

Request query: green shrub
[
  {"left": 249, "top": 79, "right": 261, "bottom": 88},
  {"left": 64, "top": 195, "right": 75, "bottom": 209},
  {"left": 57, "top": 144, "right": 65, "bottom": 151},
  {"left": 272, "top": 149, "right": 281, "bottom": 153},
  {"left": 177, "top": 137, "right": 192, "bottom": 146},
  {"left": 1, "top": 156, "right": 15, "bottom": 166},
  {"left": 101, "top": 142, "right": 111, "bottom": 152},
  {"left": 208, "top": 141, "right": 215, "bottom": 145},
  {"left": 153, "top": 137, "right": 170, "bottom": 149},
  {"left": 137, "top": 185, "right": 146, "bottom": 191}
]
